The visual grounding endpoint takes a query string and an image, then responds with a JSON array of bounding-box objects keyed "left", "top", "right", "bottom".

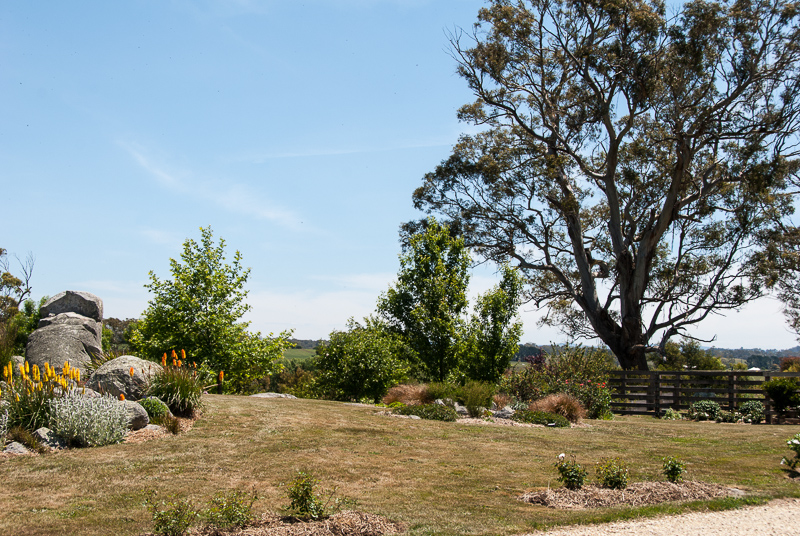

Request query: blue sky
[{"left": 2, "top": 0, "right": 797, "bottom": 350}]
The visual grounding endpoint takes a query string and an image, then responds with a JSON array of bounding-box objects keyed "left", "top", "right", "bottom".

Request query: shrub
[
  {"left": 762, "top": 377, "right": 800, "bottom": 415},
  {"left": 661, "top": 407, "right": 682, "bottom": 420},
  {"left": 511, "top": 409, "right": 570, "bottom": 427},
  {"left": 781, "top": 432, "right": 800, "bottom": 470},
  {"left": 147, "top": 357, "right": 204, "bottom": 417},
  {"left": 138, "top": 397, "right": 170, "bottom": 422},
  {"left": 739, "top": 400, "right": 765, "bottom": 423},
  {"left": 47, "top": 393, "right": 128, "bottom": 448},
  {"left": 499, "top": 344, "right": 613, "bottom": 419},
  {"left": 779, "top": 357, "right": 800, "bottom": 372},
  {"left": 145, "top": 491, "right": 199, "bottom": 536},
  {"left": 688, "top": 400, "right": 721, "bottom": 421},
  {"left": 425, "top": 382, "right": 458, "bottom": 402},
  {"left": 394, "top": 403, "right": 458, "bottom": 422},
  {"left": 202, "top": 489, "right": 257, "bottom": 530},
  {"left": 554, "top": 454, "right": 587, "bottom": 490},
  {"left": 528, "top": 393, "right": 585, "bottom": 423},
  {"left": 458, "top": 380, "right": 495, "bottom": 417},
  {"left": 161, "top": 414, "right": 181, "bottom": 435},
  {"left": 283, "top": 470, "right": 327, "bottom": 520},
  {"left": 715, "top": 410, "right": 742, "bottom": 423},
  {"left": 662, "top": 456, "right": 686, "bottom": 483},
  {"left": 596, "top": 457, "right": 629, "bottom": 490},
  {"left": 315, "top": 319, "right": 411, "bottom": 403}
]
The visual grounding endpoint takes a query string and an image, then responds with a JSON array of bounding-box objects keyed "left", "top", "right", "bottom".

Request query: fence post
[
  {"left": 675, "top": 374, "right": 681, "bottom": 412},
  {"left": 728, "top": 372, "right": 735, "bottom": 411},
  {"left": 764, "top": 373, "right": 772, "bottom": 424},
  {"left": 653, "top": 372, "right": 661, "bottom": 417}
]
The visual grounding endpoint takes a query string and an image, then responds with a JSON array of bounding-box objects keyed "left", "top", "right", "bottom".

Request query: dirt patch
[
  {"left": 520, "top": 481, "right": 743, "bottom": 509},
  {"left": 140, "top": 511, "right": 404, "bottom": 536}
]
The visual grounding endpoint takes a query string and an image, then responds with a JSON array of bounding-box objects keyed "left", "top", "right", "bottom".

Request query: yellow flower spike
[
  {"left": 162, "top": 353, "right": 167, "bottom": 367},
  {"left": 76, "top": 369, "right": 80, "bottom": 382},
  {"left": 129, "top": 367, "right": 135, "bottom": 377},
  {"left": 19, "top": 364, "right": 25, "bottom": 376},
  {"left": 171, "top": 349, "right": 178, "bottom": 359},
  {"left": 119, "top": 393, "right": 125, "bottom": 401},
  {"left": 177, "top": 360, "right": 182, "bottom": 368},
  {"left": 181, "top": 349, "right": 186, "bottom": 361},
  {"left": 15, "top": 394, "right": 19, "bottom": 402},
  {"left": 172, "top": 358, "right": 177, "bottom": 367},
  {"left": 25, "top": 361, "right": 29, "bottom": 374}
]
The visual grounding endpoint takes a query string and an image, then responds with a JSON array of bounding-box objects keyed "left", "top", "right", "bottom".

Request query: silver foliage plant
[{"left": 47, "top": 392, "right": 128, "bottom": 447}]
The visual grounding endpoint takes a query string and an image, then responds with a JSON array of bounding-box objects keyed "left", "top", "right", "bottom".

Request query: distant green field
[{"left": 283, "top": 348, "right": 316, "bottom": 360}]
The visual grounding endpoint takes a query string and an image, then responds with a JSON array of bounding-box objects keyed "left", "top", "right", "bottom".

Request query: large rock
[
  {"left": 41, "top": 291, "right": 103, "bottom": 322},
  {"left": 122, "top": 400, "right": 149, "bottom": 430},
  {"left": 25, "top": 316, "right": 103, "bottom": 376},
  {"left": 38, "top": 312, "right": 102, "bottom": 348},
  {"left": 86, "top": 356, "right": 162, "bottom": 400}
]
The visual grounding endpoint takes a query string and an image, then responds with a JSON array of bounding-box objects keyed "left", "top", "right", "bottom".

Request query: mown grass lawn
[{"left": 1, "top": 395, "right": 798, "bottom": 536}]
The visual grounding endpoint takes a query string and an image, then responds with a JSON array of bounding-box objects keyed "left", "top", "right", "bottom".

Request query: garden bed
[
  {"left": 140, "top": 511, "right": 404, "bottom": 536},
  {"left": 520, "top": 481, "right": 745, "bottom": 509}
]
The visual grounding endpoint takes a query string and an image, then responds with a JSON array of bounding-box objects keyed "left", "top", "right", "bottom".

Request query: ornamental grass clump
[
  {"left": 147, "top": 351, "right": 204, "bottom": 417},
  {"left": 554, "top": 453, "right": 587, "bottom": 490},
  {"left": 1, "top": 359, "right": 80, "bottom": 432},
  {"left": 47, "top": 392, "right": 128, "bottom": 447}
]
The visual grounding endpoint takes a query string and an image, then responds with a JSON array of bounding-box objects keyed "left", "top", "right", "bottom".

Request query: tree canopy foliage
[
  {"left": 413, "top": 0, "right": 800, "bottom": 369},
  {"left": 129, "top": 227, "right": 292, "bottom": 392}
]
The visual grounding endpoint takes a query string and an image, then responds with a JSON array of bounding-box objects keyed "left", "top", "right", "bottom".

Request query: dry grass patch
[{"left": 381, "top": 384, "right": 431, "bottom": 406}]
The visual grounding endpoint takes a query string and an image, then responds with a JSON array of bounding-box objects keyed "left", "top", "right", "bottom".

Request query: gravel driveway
[{"left": 522, "top": 498, "right": 799, "bottom": 535}]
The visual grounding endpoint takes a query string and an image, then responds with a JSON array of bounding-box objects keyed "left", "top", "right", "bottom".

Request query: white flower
[{"left": 558, "top": 453, "right": 565, "bottom": 460}]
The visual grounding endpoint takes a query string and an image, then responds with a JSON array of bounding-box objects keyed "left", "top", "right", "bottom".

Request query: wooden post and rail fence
[{"left": 606, "top": 370, "right": 800, "bottom": 423}]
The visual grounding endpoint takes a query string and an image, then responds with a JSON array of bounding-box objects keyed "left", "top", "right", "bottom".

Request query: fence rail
[{"left": 607, "top": 370, "right": 800, "bottom": 422}]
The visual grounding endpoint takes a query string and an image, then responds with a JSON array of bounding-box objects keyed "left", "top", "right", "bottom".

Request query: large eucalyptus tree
[{"left": 414, "top": 0, "right": 800, "bottom": 369}]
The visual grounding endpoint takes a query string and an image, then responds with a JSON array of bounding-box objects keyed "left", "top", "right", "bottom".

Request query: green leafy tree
[
  {"left": 378, "top": 218, "right": 471, "bottom": 381},
  {"left": 0, "top": 248, "right": 34, "bottom": 365},
  {"left": 461, "top": 264, "right": 524, "bottom": 383},
  {"left": 650, "top": 339, "right": 725, "bottom": 370},
  {"left": 315, "top": 318, "right": 411, "bottom": 402},
  {"left": 412, "top": 0, "right": 800, "bottom": 369},
  {"left": 129, "top": 226, "right": 291, "bottom": 392}
]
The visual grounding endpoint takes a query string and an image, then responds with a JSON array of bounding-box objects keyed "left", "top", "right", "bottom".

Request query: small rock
[
  {"left": 4, "top": 441, "right": 30, "bottom": 454},
  {"left": 453, "top": 402, "right": 469, "bottom": 416},
  {"left": 122, "top": 400, "right": 149, "bottom": 430},
  {"left": 408, "top": 415, "right": 421, "bottom": 420},
  {"left": 33, "top": 427, "right": 68, "bottom": 450},
  {"left": 249, "top": 392, "right": 298, "bottom": 399},
  {"left": 143, "top": 424, "right": 164, "bottom": 432}
]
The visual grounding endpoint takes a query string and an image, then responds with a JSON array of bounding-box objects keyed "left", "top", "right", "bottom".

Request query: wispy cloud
[{"left": 120, "top": 141, "right": 308, "bottom": 230}]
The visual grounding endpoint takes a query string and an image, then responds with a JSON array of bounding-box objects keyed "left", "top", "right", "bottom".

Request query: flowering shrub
[
  {"left": 661, "top": 408, "right": 682, "bottom": 420},
  {"left": 781, "top": 432, "right": 800, "bottom": 470},
  {"left": 47, "top": 392, "right": 128, "bottom": 447},
  {"left": 1, "top": 360, "right": 79, "bottom": 432},
  {"left": 554, "top": 453, "right": 587, "bottom": 490},
  {"left": 500, "top": 344, "right": 614, "bottom": 419},
  {"left": 596, "top": 457, "right": 629, "bottom": 490},
  {"left": 662, "top": 456, "right": 686, "bottom": 483}
]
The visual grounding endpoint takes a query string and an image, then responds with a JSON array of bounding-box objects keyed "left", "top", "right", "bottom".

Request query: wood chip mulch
[
  {"left": 520, "top": 481, "right": 744, "bottom": 509},
  {"left": 141, "top": 511, "right": 404, "bottom": 536}
]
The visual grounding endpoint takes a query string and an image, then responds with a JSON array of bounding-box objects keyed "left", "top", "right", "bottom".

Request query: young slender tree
[
  {"left": 378, "top": 218, "right": 471, "bottom": 381},
  {"left": 414, "top": 0, "right": 800, "bottom": 369}
]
